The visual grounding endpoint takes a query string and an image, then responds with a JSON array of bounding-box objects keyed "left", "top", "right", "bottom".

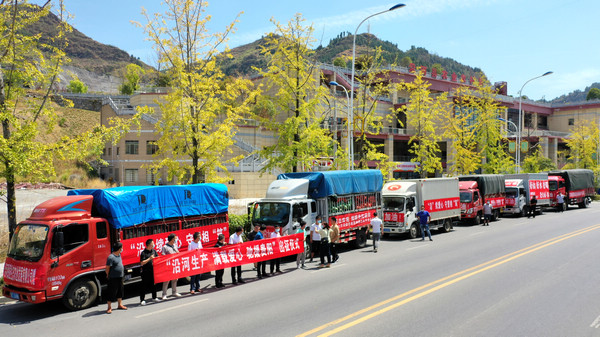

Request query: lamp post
[
  {"left": 349, "top": 3, "right": 406, "bottom": 170},
  {"left": 499, "top": 117, "right": 518, "bottom": 165},
  {"left": 329, "top": 81, "right": 351, "bottom": 168},
  {"left": 516, "top": 71, "right": 553, "bottom": 173}
]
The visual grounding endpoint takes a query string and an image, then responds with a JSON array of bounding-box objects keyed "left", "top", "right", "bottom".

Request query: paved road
[{"left": 2, "top": 205, "right": 600, "bottom": 336}]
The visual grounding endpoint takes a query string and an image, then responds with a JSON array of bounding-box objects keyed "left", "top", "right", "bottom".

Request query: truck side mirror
[{"left": 53, "top": 231, "right": 64, "bottom": 256}]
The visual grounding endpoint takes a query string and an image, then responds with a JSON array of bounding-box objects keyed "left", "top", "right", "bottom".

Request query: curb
[{"left": 0, "top": 295, "right": 17, "bottom": 305}]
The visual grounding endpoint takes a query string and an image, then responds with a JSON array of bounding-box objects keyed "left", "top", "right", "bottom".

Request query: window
[
  {"left": 524, "top": 113, "right": 533, "bottom": 128},
  {"left": 116, "top": 147, "right": 120, "bottom": 155},
  {"left": 125, "top": 140, "right": 139, "bottom": 155},
  {"left": 146, "top": 169, "right": 159, "bottom": 184},
  {"left": 59, "top": 223, "right": 89, "bottom": 254},
  {"left": 146, "top": 141, "right": 159, "bottom": 155},
  {"left": 96, "top": 221, "right": 107, "bottom": 239},
  {"left": 537, "top": 115, "right": 548, "bottom": 130},
  {"left": 107, "top": 148, "right": 112, "bottom": 156},
  {"left": 568, "top": 118, "right": 574, "bottom": 126},
  {"left": 125, "top": 169, "right": 138, "bottom": 183}
]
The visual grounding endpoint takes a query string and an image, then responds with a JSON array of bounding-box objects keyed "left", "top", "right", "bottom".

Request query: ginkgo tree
[
  {"left": 137, "top": 0, "right": 258, "bottom": 184},
  {"left": 1, "top": 0, "right": 137, "bottom": 239},
  {"left": 255, "top": 13, "right": 340, "bottom": 173},
  {"left": 563, "top": 119, "right": 600, "bottom": 174}
]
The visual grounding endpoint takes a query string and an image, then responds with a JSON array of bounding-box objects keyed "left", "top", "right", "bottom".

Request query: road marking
[
  {"left": 469, "top": 231, "right": 486, "bottom": 236},
  {"left": 135, "top": 298, "right": 209, "bottom": 318},
  {"left": 310, "top": 264, "right": 345, "bottom": 274},
  {"left": 590, "top": 314, "right": 600, "bottom": 328},
  {"left": 297, "top": 224, "right": 600, "bottom": 337},
  {"left": 406, "top": 245, "right": 428, "bottom": 250}
]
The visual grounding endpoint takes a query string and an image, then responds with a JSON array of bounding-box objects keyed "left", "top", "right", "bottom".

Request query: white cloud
[{"left": 544, "top": 69, "right": 600, "bottom": 100}]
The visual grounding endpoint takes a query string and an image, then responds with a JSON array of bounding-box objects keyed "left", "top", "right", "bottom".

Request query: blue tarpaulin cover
[
  {"left": 67, "top": 184, "right": 228, "bottom": 229},
  {"left": 277, "top": 170, "right": 383, "bottom": 199}
]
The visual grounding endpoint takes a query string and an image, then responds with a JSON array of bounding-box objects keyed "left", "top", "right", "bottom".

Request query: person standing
[
  {"left": 139, "top": 239, "right": 161, "bottom": 306},
  {"left": 229, "top": 227, "right": 245, "bottom": 284},
  {"left": 105, "top": 242, "right": 127, "bottom": 314},
  {"left": 269, "top": 225, "right": 282, "bottom": 274},
  {"left": 416, "top": 207, "right": 432, "bottom": 241},
  {"left": 214, "top": 234, "right": 225, "bottom": 288},
  {"left": 483, "top": 201, "right": 492, "bottom": 226},
  {"left": 310, "top": 216, "right": 322, "bottom": 262},
  {"left": 255, "top": 226, "right": 268, "bottom": 279},
  {"left": 296, "top": 221, "right": 308, "bottom": 268},
  {"left": 318, "top": 222, "right": 331, "bottom": 268},
  {"left": 188, "top": 232, "right": 203, "bottom": 294},
  {"left": 368, "top": 212, "right": 383, "bottom": 252},
  {"left": 556, "top": 192, "right": 565, "bottom": 212},
  {"left": 528, "top": 195, "right": 538, "bottom": 218},
  {"left": 329, "top": 217, "right": 340, "bottom": 263},
  {"left": 247, "top": 224, "right": 260, "bottom": 270},
  {"left": 161, "top": 233, "right": 182, "bottom": 300}
]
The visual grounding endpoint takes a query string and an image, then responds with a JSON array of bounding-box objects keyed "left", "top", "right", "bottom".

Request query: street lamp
[
  {"left": 499, "top": 117, "right": 518, "bottom": 165},
  {"left": 329, "top": 81, "right": 351, "bottom": 168},
  {"left": 349, "top": 3, "right": 406, "bottom": 170},
  {"left": 516, "top": 71, "right": 553, "bottom": 173}
]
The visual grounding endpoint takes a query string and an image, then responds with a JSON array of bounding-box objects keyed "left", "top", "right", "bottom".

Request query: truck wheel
[
  {"left": 492, "top": 210, "right": 499, "bottom": 221},
  {"left": 562, "top": 203, "right": 567, "bottom": 212},
  {"left": 409, "top": 223, "right": 419, "bottom": 239},
  {"left": 63, "top": 278, "right": 98, "bottom": 311},
  {"left": 519, "top": 207, "right": 526, "bottom": 218},
  {"left": 354, "top": 229, "right": 367, "bottom": 248},
  {"left": 440, "top": 219, "right": 452, "bottom": 233},
  {"left": 579, "top": 198, "right": 590, "bottom": 208},
  {"left": 472, "top": 214, "right": 481, "bottom": 226}
]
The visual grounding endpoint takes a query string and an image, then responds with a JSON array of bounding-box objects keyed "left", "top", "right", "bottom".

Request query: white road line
[
  {"left": 469, "top": 231, "right": 486, "bottom": 236},
  {"left": 407, "top": 245, "right": 427, "bottom": 251},
  {"left": 309, "top": 263, "right": 346, "bottom": 274},
  {"left": 590, "top": 314, "right": 600, "bottom": 328},
  {"left": 135, "top": 298, "right": 209, "bottom": 318}
]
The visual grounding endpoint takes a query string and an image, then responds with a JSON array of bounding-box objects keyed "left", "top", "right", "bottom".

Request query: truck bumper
[
  {"left": 461, "top": 212, "right": 476, "bottom": 219},
  {"left": 503, "top": 207, "right": 521, "bottom": 214},
  {"left": 2, "top": 285, "right": 47, "bottom": 304},
  {"left": 383, "top": 225, "right": 408, "bottom": 234}
]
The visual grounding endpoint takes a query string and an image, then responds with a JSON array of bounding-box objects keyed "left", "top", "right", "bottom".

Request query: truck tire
[
  {"left": 63, "top": 278, "right": 98, "bottom": 311},
  {"left": 440, "top": 219, "right": 452, "bottom": 233},
  {"left": 409, "top": 223, "right": 419, "bottom": 239},
  {"left": 472, "top": 214, "right": 481, "bottom": 226},
  {"left": 354, "top": 229, "right": 367, "bottom": 248},
  {"left": 561, "top": 203, "right": 567, "bottom": 212},
  {"left": 579, "top": 197, "right": 590, "bottom": 209},
  {"left": 519, "top": 206, "right": 526, "bottom": 218},
  {"left": 492, "top": 209, "right": 500, "bottom": 221}
]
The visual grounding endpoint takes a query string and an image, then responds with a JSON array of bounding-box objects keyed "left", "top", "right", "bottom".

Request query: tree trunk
[{"left": 1, "top": 67, "right": 17, "bottom": 241}]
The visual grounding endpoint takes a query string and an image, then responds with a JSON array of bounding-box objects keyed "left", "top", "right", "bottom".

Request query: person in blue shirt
[
  {"left": 416, "top": 207, "right": 432, "bottom": 241},
  {"left": 254, "top": 225, "right": 268, "bottom": 279}
]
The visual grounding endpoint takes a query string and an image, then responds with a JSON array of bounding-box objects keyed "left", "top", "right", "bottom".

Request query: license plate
[
  {"left": 383, "top": 228, "right": 391, "bottom": 233},
  {"left": 10, "top": 292, "right": 19, "bottom": 300}
]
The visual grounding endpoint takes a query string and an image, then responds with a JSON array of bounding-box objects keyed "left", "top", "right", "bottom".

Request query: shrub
[
  {"left": 67, "top": 79, "right": 88, "bottom": 93},
  {"left": 228, "top": 214, "right": 251, "bottom": 237}
]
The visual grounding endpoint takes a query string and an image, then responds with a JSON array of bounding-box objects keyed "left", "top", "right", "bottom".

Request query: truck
[
  {"left": 382, "top": 177, "right": 461, "bottom": 239},
  {"left": 250, "top": 170, "right": 383, "bottom": 249},
  {"left": 547, "top": 169, "right": 595, "bottom": 210},
  {"left": 459, "top": 174, "right": 506, "bottom": 225},
  {"left": 502, "top": 173, "right": 550, "bottom": 217},
  {"left": 2, "top": 184, "right": 229, "bottom": 311}
]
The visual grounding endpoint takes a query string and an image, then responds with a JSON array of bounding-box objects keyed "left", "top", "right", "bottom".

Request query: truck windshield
[
  {"left": 548, "top": 181, "right": 558, "bottom": 191},
  {"left": 252, "top": 202, "right": 290, "bottom": 226},
  {"left": 8, "top": 224, "right": 49, "bottom": 262},
  {"left": 383, "top": 197, "right": 405, "bottom": 211},
  {"left": 460, "top": 191, "right": 472, "bottom": 203},
  {"left": 506, "top": 188, "right": 518, "bottom": 198}
]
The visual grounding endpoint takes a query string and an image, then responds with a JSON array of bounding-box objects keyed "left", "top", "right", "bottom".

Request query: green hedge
[{"left": 229, "top": 214, "right": 252, "bottom": 238}]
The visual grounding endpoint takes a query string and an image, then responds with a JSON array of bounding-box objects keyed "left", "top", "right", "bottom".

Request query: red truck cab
[
  {"left": 3, "top": 187, "right": 229, "bottom": 311},
  {"left": 459, "top": 181, "right": 483, "bottom": 224},
  {"left": 547, "top": 175, "right": 566, "bottom": 209}
]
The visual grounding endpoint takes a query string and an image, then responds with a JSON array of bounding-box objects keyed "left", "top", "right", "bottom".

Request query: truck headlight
[{"left": 467, "top": 208, "right": 473, "bottom": 214}]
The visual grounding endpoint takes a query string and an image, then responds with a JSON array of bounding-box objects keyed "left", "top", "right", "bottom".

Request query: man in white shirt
[
  {"left": 188, "top": 232, "right": 203, "bottom": 294},
  {"left": 269, "top": 225, "right": 282, "bottom": 274},
  {"left": 556, "top": 192, "right": 565, "bottom": 212},
  {"left": 368, "top": 212, "right": 383, "bottom": 253},
  {"left": 229, "top": 227, "right": 245, "bottom": 284},
  {"left": 310, "top": 216, "right": 322, "bottom": 263}
]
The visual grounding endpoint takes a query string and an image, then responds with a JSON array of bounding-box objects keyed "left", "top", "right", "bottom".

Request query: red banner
[
  {"left": 505, "top": 198, "right": 516, "bottom": 206},
  {"left": 383, "top": 211, "right": 404, "bottom": 223},
  {"left": 152, "top": 233, "right": 304, "bottom": 283},
  {"left": 122, "top": 222, "right": 228, "bottom": 266},
  {"left": 487, "top": 197, "right": 506, "bottom": 208},
  {"left": 424, "top": 197, "right": 460, "bottom": 212},
  {"left": 331, "top": 209, "right": 374, "bottom": 231},
  {"left": 569, "top": 189, "right": 586, "bottom": 198},
  {"left": 529, "top": 180, "right": 549, "bottom": 199}
]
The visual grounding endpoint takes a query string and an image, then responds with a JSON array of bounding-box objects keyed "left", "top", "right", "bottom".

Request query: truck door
[
  {"left": 47, "top": 222, "right": 91, "bottom": 296},
  {"left": 92, "top": 221, "right": 111, "bottom": 268},
  {"left": 406, "top": 197, "right": 416, "bottom": 225}
]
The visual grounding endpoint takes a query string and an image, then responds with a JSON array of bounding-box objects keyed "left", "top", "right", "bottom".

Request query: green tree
[
  {"left": 67, "top": 77, "right": 88, "bottom": 93},
  {"left": 563, "top": 120, "right": 599, "bottom": 173},
  {"left": 443, "top": 88, "right": 481, "bottom": 175},
  {"left": 521, "top": 146, "right": 556, "bottom": 173},
  {"left": 432, "top": 63, "right": 443, "bottom": 74},
  {"left": 352, "top": 45, "right": 391, "bottom": 175},
  {"left": 398, "top": 71, "right": 449, "bottom": 177},
  {"left": 137, "top": 0, "right": 258, "bottom": 184},
  {"left": 586, "top": 87, "right": 600, "bottom": 101},
  {"left": 400, "top": 56, "right": 412, "bottom": 68},
  {"left": 0, "top": 1, "right": 136, "bottom": 239},
  {"left": 256, "top": 13, "right": 339, "bottom": 173},
  {"left": 119, "top": 63, "right": 145, "bottom": 95},
  {"left": 333, "top": 57, "right": 346, "bottom": 68}
]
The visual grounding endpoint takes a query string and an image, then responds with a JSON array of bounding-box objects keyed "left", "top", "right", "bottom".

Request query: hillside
[
  {"left": 552, "top": 82, "right": 600, "bottom": 104},
  {"left": 219, "top": 32, "right": 483, "bottom": 78}
]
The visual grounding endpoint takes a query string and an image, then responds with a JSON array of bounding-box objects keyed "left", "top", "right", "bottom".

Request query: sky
[{"left": 46, "top": 0, "right": 600, "bottom": 101}]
